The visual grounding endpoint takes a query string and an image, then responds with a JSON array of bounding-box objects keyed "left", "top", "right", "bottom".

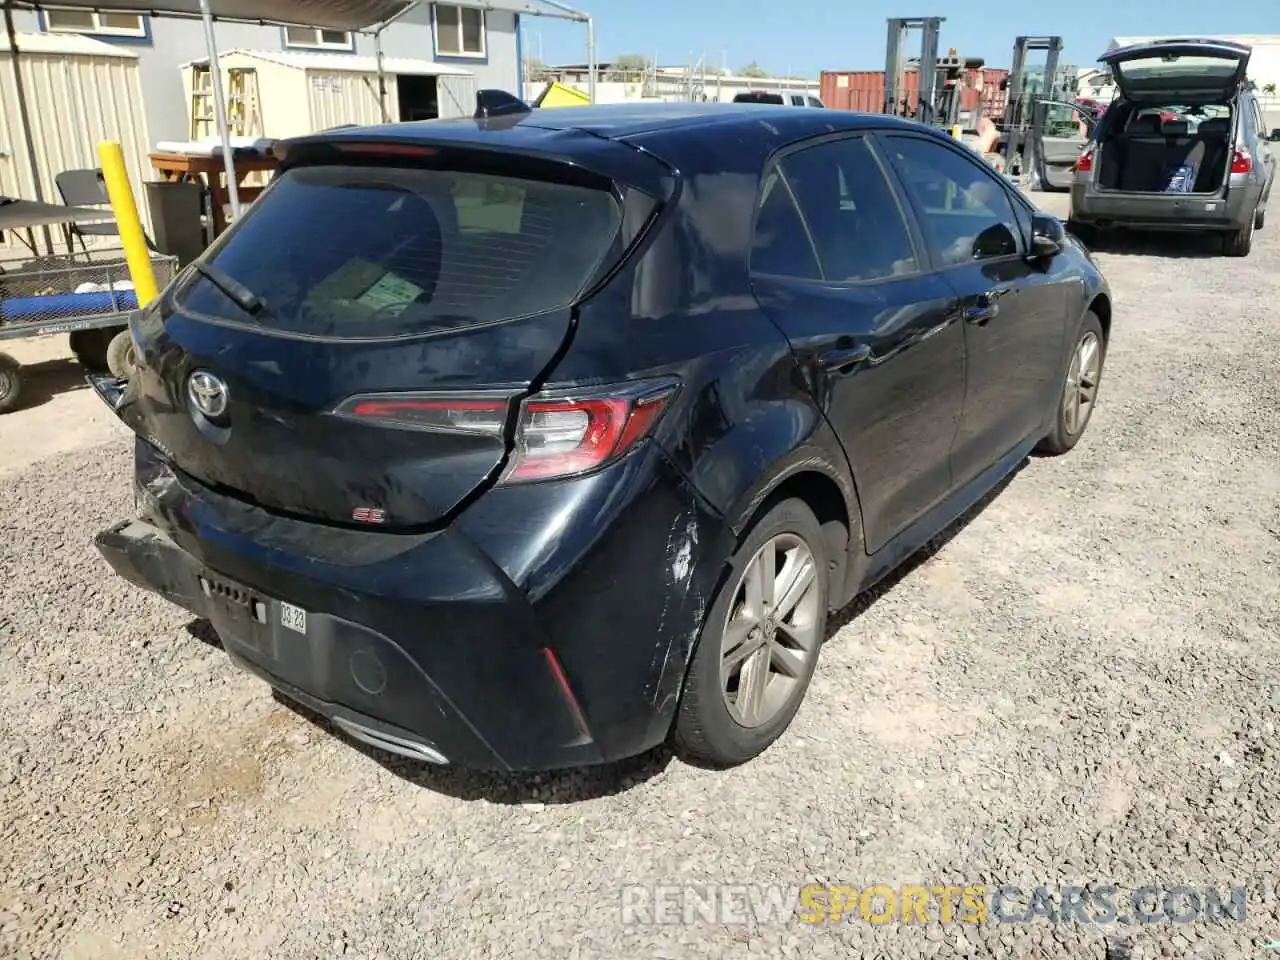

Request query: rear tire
[
  {"left": 1223, "top": 217, "right": 1254, "bottom": 257},
  {"left": 69, "top": 328, "right": 112, "bottom": 373},
  {"left": 673, "top": 498, "right": 829, "bottom": 767},
  {"left": 1066, "top": 220, "right": 1097, "bottom": 247},
  {"left": 1254, "top": 207, "right": 1266, "bottom": 231},
  {"left": 0, "top": 352, "right": 23, "bottom": 414},
  {"left": 1037, "top": 311, "right": 1106, "bottom": 456}
]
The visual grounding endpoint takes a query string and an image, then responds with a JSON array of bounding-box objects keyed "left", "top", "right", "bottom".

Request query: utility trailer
[{"left": 0, "top": 253, "right": 177, "bottom": 414}]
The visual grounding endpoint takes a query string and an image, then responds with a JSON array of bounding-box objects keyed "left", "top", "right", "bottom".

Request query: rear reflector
[
  {"left": 1230, "top": 147, "right": 1252, "bottom": 175},
  {"left": 332, "top": 377, "right": 680, "bottom": 484}
]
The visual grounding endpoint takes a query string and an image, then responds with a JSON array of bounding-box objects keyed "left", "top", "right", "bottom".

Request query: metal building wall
[
  {"left": 0, "top": 34, "right": 153, "bottom": 253},
  {"left": 306, "top": 68, "right": 396, "bottom": 131}
]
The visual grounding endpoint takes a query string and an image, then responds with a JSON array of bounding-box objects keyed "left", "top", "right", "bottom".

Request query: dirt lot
[{"left": 1, "top": 201, "right": 1279, "bottom": 960}]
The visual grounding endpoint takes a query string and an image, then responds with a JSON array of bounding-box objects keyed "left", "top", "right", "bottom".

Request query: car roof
[{"left": 307, "top": 103, "right": 934, "bottom": 152}]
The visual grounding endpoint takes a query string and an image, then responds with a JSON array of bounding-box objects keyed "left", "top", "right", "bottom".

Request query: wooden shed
[{"left": 182, "top": 48, "right": 477, "bottom": 140}]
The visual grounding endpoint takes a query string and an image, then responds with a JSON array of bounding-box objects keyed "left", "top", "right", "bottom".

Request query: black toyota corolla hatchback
[{"left": 92, "top": 97, "right": 1112, "bottom": 772}]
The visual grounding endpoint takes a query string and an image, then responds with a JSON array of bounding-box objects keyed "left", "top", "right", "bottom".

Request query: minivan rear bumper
[{"left": 95, "top": 439, "right": 724, "bottom": 772}]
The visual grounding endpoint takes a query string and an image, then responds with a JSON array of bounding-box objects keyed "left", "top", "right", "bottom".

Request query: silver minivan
[{"left": 1068, "top": 38, "right": 1277, "bottom": 256}]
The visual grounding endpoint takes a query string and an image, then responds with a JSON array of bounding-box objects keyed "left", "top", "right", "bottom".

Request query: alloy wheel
[
  {"left": 719, "top": 533, "right": 822, "bottom": 729},
  {"left": 1063, "top": 330, "right": 1102, "bottom": 437}
]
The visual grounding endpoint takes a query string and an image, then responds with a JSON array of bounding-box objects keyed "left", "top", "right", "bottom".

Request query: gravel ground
[{"left": 2, "top": 220, "right": 1279, "bottom": 960}]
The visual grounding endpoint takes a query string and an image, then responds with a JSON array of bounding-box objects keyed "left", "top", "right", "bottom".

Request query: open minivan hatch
[{"left": 1101, "top": 38, "right": 1252, "bottom": 103}]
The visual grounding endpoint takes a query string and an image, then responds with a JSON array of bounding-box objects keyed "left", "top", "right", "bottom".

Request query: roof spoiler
[{"left": 475, "top": 89, "right": 533, "bottom": 119}]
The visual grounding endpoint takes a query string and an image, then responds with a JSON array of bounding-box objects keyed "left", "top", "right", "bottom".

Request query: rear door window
[
  {"left": 750, "top": 169, "right": 822, "bottom": 280},
  {"left": 880, "top": 134, "right": 1023, "bottom": 267},
  {"left": 174, "top": 165, "right": 622, "bottom": 338},
  {"left": 780, "top": 136, "right": 919, "bottom": 282}
]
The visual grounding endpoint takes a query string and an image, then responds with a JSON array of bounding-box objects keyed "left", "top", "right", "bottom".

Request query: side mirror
[{"left": 1028, "top": 213, "right": 1065, "bottom": 259}]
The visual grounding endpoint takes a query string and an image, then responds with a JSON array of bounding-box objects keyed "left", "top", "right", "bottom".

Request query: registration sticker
[{"left": 280, "top": 602, "right": 307, "bottom": 635}]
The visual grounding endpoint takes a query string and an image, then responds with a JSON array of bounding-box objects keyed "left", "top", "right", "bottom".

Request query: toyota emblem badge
[{"left": 187, "top": 370, "right": 229, "bottom": 419}]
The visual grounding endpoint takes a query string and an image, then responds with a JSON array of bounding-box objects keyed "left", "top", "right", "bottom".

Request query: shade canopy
[{"left": 4, "top": 0, "right": 581, "bottom": 31}]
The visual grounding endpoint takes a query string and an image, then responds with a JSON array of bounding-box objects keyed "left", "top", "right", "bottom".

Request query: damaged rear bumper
[{"left": 93, "top": 440, "right": 725, "bottom": 771}]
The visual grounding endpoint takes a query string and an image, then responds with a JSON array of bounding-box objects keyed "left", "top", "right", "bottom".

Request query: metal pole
[
  {"left": 4, "top": 4, "right": 55, "bottom": 252},
  {"left": 374, "top": 29, "right": 389, "bottom": 122},
  {"left": 198, "top": 0, "right": 241, "bottom": 220},
  {"left": 586, "top": 16, "right": 596, "bottom": 103}
]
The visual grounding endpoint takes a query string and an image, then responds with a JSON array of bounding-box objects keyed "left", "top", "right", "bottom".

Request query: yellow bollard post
[
  {"left": 951, "top": 125, "right": 962, "bottom": 140},
  {"left": 97, "top": 140, "right": 159, "bottom": 307}
]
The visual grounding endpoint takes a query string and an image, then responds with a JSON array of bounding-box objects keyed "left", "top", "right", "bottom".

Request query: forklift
[
  {"left": 997, "top": 36, "right": 1094, "bottom": 190},
  {"left": 883, "top": 16, "right": 984, "bottom": 128}
]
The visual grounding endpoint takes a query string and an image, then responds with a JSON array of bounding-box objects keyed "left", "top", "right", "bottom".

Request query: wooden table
[{"left": 149, "top": 151, "right": 279, "bottom": 239}]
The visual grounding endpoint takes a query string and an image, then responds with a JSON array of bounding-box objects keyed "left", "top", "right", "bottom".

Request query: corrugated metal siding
[
  {"left": 0, "top": 48, "right": 152, "bottom": 254},
  {"left": 305, "top": 69, "right": 394, "bottom": 131},
  {"left": 437, "top": 75, "right": 478, "bottom": 119},
  {"left": 820, "top": 68, "right": 1008, "bottom": 119}
]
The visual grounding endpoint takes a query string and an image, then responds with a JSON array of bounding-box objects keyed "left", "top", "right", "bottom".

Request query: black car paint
[{"left": 94, "top": 104, "right": 1111, "bottom": 771}]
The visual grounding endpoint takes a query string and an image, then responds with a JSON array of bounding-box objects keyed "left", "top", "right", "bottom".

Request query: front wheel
[
  {"left": 673, "top": 498, "right": 829, "bottom": 767},
  {"left": 106, "top": 329, "right": 135, "bottom": 379},
  {"left": 1037, "top": 312, "right": 1107, "bottom": 456}
]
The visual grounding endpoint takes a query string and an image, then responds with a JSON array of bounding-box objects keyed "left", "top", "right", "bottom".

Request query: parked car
[
  {"left": 1068, "top": 38, "right": 1277, "bottom": 255},
  {"left": 733, "top": 90, "right": 825, "bottom": 108},
  {"left": 91, "top": 100, "right": 1111, "bottom": 772}
]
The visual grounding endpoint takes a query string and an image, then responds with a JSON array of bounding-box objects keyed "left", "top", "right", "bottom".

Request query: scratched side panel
[{"left": 453, "top": 444, "right": 727, "bottom": 761}]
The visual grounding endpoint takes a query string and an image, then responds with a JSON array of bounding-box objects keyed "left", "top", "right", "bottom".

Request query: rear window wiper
[{"left": 192, "top": 260, "right": 268, "bottom": 318}]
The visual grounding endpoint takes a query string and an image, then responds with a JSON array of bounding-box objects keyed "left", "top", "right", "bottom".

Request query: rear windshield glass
[
  {"left": 175, "top": 165, "right": 622, "bottom": 337},
  {"left": 1115, "top": 55, "right": 1240, "bottom": 86}
]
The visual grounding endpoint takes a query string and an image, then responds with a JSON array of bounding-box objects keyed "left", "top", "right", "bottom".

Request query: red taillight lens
[
  {"left": 1230, "top": 147, "right": 1252, "bottom": 175},
  {"left": 1075, "top": 146, "right": 1094, "bottom": 173},
  {"left": 333, "top": 378, "right": 679, "bottom": 484},
  {"left": 503, "top": 381, "right": 678, "bottom": 482}
]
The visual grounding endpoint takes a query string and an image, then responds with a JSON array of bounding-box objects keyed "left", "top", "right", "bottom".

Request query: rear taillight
[
  {"left": 1230, "top": 147, "right": 1252, "bottom": 175},
  {"left": 1075, "top": 146, "right": 1094, "bottom": 173},
  {"left": 333, "top": 378, "right": 680, "bottom": 484}
]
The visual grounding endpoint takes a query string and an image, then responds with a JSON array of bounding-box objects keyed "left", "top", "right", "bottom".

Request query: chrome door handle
[
  {"left": 965, "top": 304, "right": 999, "bottom": 325},
  {"left": 819, "top": 344, "right": 872, "bottom": 372},
  {"left": 965, "top": 286, "right": 1016, "bottom": 325}
]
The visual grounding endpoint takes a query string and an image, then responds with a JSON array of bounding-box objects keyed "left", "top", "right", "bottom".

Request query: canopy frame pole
[
  {"left": 198, "top": 0, "right": 241, "bottom": 221},
  {"left": 522, "top": 0, "right": 594, "bottom": 102},
  {"left": 368, "top": 1, "right": 420, "bottom": 123},
  {"left": 4, "top": 3, "right": 55, "bottom": 253}
]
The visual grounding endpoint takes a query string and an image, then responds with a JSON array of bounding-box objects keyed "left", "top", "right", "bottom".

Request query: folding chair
[{"left": 55, "top": 168, "right": 158, "bottom": 254}]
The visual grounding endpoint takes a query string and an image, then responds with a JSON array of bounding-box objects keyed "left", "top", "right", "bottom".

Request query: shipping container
[{"left": 820, "top": 67, "right": 1009, "bottom": 121}]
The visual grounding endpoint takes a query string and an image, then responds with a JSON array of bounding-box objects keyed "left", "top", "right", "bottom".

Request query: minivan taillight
[
  {"left": 333, "top": 378, "right": 680, "bottom": 483},
  {"left": 1075, "top": 146, "right": 1095, "bottom": 173},
  {"left": 1230, "top": 147, "right": 1253, "bottom": 175}
]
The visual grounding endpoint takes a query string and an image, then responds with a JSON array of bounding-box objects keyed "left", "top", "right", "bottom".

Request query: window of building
[
  {"left": 434, "top": 3, "right": 486, "bottom": 58},
  {"left": 44, "top": 8, "right": 146, "bottom": 38},
  {"left": 283, "top": 27, "right": 355, "bottom": 51}
]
